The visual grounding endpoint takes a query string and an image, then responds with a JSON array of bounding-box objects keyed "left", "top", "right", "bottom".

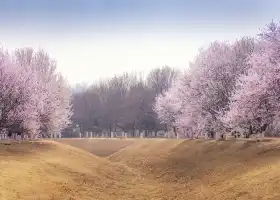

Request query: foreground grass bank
[{"left": 2, "top": 138, "right": 280, "bottom": 199}]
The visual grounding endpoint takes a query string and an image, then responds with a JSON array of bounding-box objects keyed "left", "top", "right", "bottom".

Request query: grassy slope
[
  {"left": 109, "top": 139, "right": 280, "bottom": 199},
  {"left": 3, "top": 138, "right": 280, "bottom": 199},
  {"left": 0, "top": 140, "right": 168, "bottom": 200}
]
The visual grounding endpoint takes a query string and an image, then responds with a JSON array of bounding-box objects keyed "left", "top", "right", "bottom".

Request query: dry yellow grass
[
  {"left": 0, "top": 140, "right": 170, "bottom": 200},
  {"left": 3, "top": 138, "right": 280, "bottom": 199},
  {"left": 109, "top": 138, "right": 280, "bottom": 199}
]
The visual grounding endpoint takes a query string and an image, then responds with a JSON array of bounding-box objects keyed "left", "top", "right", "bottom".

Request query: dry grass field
[{"left": 2, "top": 138, "right": 280, "bottom": 199}]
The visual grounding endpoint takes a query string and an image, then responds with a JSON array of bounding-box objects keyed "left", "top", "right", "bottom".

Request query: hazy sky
[{"left": 0, "top": 0, "right": 279, "bottom": 85}]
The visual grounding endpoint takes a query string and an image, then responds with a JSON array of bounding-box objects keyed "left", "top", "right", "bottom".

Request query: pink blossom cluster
[
  {"left": 154, "top": 22, "right": 280, "bottom": 138},
  {"left": 0, "top": 48, "right": 72, "bottom": 137}
]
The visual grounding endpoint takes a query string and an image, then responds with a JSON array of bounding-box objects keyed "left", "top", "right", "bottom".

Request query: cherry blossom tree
[
  {"left": 42, "top": 74, "right": 72, "bottom": 137},
  {"left": 0, "top": 47, "right": 74, "bottom": 138},
  {"left": 223, "top": 21, "right": 280, "bottom": 137},
  {"left": 154, "top": 72, "right": 201, "bottom": 138},
  {"left": 154, "top": 37, "right": 255, "bottom": 139},
  {"left": 0, "top": 50, "right": 43, "bottom": 137},
  {"left": 154, "top": 82, "right": 182, "bottom": 125}
]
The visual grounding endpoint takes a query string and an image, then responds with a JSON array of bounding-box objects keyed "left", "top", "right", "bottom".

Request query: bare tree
[
  {"left": 71, "top": 67, "right": 180, "bottom": 138},
  {"left": 147, "top": 66, "right": 180, "bottom": 95}
]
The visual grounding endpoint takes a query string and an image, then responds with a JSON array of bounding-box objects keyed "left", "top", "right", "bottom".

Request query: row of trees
[
  {"left": 72, "top": 66, "right": 179, "bottom": 137},
  {"left": 154, "top": 21, "right": 280, "bottom": 139},
  {"left": 0, "top": 47, "right": 72, "bottom": 138}
]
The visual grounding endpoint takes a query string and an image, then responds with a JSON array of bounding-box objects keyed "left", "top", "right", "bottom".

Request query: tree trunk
[
  {"left": 131, "top": 126, "right": 135, "bottom": 137},
  {"left": 210, "top": 130, "right": 214, "bottom": 139},
  {"left": 132, "top": 123, "right": 135, "bottom": 137},
  {"left": 114, "top": 122, "right": 117, "bottom": 137},
  {"left": 173, "top": 126, "right": 177, "bottom": 138},
  {"left": 164, "top": 123, "right": 168, "bottom": 132},
  {"left": 245, "top": 125, "right": 253, "bottom": 138}
]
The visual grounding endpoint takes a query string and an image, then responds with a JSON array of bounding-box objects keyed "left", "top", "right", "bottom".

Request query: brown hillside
[
  {"left": 3, "top": 138, "right": 280, "bottom": 199},
  {"left": 0, "top": 140, "right": 170, "bottom": 200},
  {"left": 109, "top": 138, "right": 280, "bottom": 199}
]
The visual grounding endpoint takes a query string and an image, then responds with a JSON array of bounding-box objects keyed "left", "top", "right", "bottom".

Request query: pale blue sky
[{"left": 0, "top": 0, "right": 279, "bottom": 85}]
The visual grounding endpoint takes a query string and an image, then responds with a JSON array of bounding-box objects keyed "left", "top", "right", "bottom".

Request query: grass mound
[
  {"left": 3, "top": 138, "right": 280, "bottom": 199},
  {"left": 0, "top": 140, "right": 166, "bottom": 200},
  {"left": 109, "top": 138, "right": 280, "bottom": 199}
]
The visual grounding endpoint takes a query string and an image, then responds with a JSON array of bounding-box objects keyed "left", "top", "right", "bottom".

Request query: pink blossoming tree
[
  {"left": 223, "top": 21, "right": 280, "bottom": 137},
  {"left": 0, "top": 47, "right": 72, "bottom": 139},
  {"left": 154, "top": 37, "right": 255, "bottom": 139}
]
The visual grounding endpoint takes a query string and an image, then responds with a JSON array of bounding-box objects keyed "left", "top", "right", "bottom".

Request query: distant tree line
[
  {"left": 71, "top": 21, "right": 280, "bottom": 140},
  {"left": 70, "top": 66, "right": 180, "bottom": 138}
]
